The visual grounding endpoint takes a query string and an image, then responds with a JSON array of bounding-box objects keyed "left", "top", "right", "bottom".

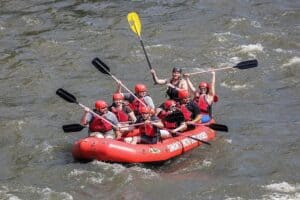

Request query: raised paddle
[
  {"left": 56, "top": 88, "right": 117, "bottom": 128},
  {"left": 91, "top": 57, "right": 148, "bottom": 108},
  {"left": 62, "top": 124, "right": 86, "bottom": 132},
  {"left": 186, "top": 59, "right": 258, "bottom": 76},
  {"left": 127, "top": 12, "right": 156, "bottom": 83}
]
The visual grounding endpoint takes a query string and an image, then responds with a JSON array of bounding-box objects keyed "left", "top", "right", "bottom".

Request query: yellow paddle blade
[{"left": 127, "top": 12, "right": 141, "bottom": 37}]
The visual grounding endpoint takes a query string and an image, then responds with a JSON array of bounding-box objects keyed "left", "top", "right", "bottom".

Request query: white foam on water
[
  {"left": 130, "top": 166, "right": 159, "bottom": 179},
  {"left": 275, "top": 48, "right": 285, "bottom": 53},
  {"left": 68, "top": 169, "right": 90, "bottom": 177},
  {"left": 69, "top": 168, "right": 105, "bottom": 185},
  {"left": 91, "top": 160, "right": 126, "bottom": 175},
  {"left": 125, "top": 174, "right": 134, "bottom": 183},
  {"left": 231, "top": 18, "right": 246, "bottom": 23},
  {"left": 251, "top": 21, "right": 262, "bottom": 28},
  {"left": 229, "top": 57, "right": 242, "bottom": 63},
  {"left": 111, "top": 163, "right": 126, "bottom": 174},
  {"left": 228, "top": 18, "right": 247, "bottom": 29},
  {"left": 238, "top": 43, "right": 264, "bottom": 54},
  {"left": 88, "top": 177, "right": 104, "bottom": 184},
  {"left": 225, "top": 139, "right": 232, "bottom": 144},
  {"left": 148, "top": 44, "right": 172, "bottom": 49},
  {"left": 21, "top": 16, "right": 42, "bottom": 26},
  {"left": 17, "top": 120, "right": 25, "bottom": 131},
  {"left": 0, "top": 186, "right": 22, "bottom": 200},
  {"left": 221, "top": 82, "right": 252, "bottom": 91},
  {"left": 225, "top": 197, "right": 244, "bottom": 200},
  {"left": 213, "top": 32, "right": 245, "bottom": 43},
  {"left": 263, "top": 182, "right": 300, "bottom": 193},
  {"left": 1, "top": 185, "right": 73, "bottom": 200},
  {"left": 282, "top": 57, "right": 300, "bottom": 67},
  {"left": 35, "top": 141, "right": 53, "bottom": 153},
  {"left": 261, "top": 182, "right": 300, "bottom": 200},
  {"left": 213, "top": 33, "right": 229, "bottom": 42},
  {"left": 262, "top": 192, "right": 300, "bottom": 200},
  {"left": 202, "top": 159, "right": 212, "bottom": 167},
  {"left": 39, "top": 187, "right": 73, "bottom": 200}
]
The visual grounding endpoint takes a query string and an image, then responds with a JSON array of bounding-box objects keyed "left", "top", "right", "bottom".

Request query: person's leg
[
  {"left": 104, "top": 130, "right": 116, "bottom": 139},
  {"left": 90, "top": 132, "right": 104, "bottom": 138},
  {"left": 160, "top": 130, "right": 172, "bottom": 139},
  {"left": 124, "top": 136, "right": 140, "bottom": 144}
]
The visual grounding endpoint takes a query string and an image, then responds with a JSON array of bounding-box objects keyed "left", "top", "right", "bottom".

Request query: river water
[{"left": 0, "top": 0, "right": 299, "bottom": 199}]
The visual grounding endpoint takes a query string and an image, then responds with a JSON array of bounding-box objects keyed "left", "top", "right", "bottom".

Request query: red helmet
[
  {"left": 164, "top": 100, "right": 176, "bottom": 110},
  {"left": 198, "top": 81, "right": 210, "bottom": 90},
  {"left": 135, "top": 83, "right": 147, "bottom": 93},
  {"left": 112, "top": 93, "right": 124, "bottom": 101},
  {"left": 95, "top": 100, "right": 107, "bottom": 109},
  {"left": 178, "top": 89, "right": 189, "bottom": 99},
  {"left": 139, "top": 106, "right": 151, "bottom": 114}
]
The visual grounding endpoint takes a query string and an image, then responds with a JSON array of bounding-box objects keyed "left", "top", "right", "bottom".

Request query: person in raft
[
  {"left": 156, "top": 99, "right": 187, "bottom": 135},
  {"left": 150, "top": 67, "right": 188, "bottom": 101},
  {"left": 124, "top": 106, "right": 170, "bottom": 144},
  {"left": 116, "top": 83, "right": 155, "bottom": 117},
  {"left": 80, "top": 100, "right": 121, "bottom": 139},
  {"left": 177, "top": 89, "right": 210, "bottom": 128},
  {"left": 184, "top": 70, "right": 218, "bottom": 119},
  {"left": 109, "top": 93, "right": 137, "bottom": 124}
]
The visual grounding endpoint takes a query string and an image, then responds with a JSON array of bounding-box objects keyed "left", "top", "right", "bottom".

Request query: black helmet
[{"left": 172, "top": 67, "right": 182, "bottom": 73}]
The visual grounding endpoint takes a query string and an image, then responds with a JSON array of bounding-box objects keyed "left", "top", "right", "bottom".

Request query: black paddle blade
[
  {"left": 164, "top": 111, "right": 185, "bottom": 123},
  {"left": 234, "top": 59, "right": 258, "bottom": 69},
  {"left": 62, "top": 124, "right": 86, "bottom": 132},
  {"left": 92, "top": 57, "right": 110, "bottom": 75},
  {"left": 56, "top": 88, "right": 78, "bottom": 104},
  {"left": 206, "top": 123, "right": 228, "bottom": 132}
]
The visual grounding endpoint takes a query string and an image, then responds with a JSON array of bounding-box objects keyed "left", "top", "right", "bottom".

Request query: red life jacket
[
  {"left": 130, "top": 97, "right": 146, "bottom": 115},
  {"left": 139, "top": 123, "right": 156, "bottom": 137},
  {"left": 158, "top": 111, "right": 177, "bottom": 129},
  {"left": 89, "top": 115, "right": 112, "bottom": 132},
  {"left": 196, "top": 95, "right": 211, "bottom": 115},
  {"left": 110, "top": 106, "right": 129, "bottom": 122},
  {"left": 180, "top": 104, "right": 192, "bottom": 121}
]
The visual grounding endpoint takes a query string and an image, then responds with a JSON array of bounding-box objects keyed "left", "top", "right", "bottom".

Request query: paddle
[
  {"left": 56, "top": 88, "right": 117, "bottom": 128},
  {"left": 62, "top": 124, "right": 86, "bottom": 132},
  {"left": 187, "top": 59, "right": 258, "bottom": 76},
  {"left": 205, "top": 123, "right": 228, "bottom": 132},
  {"left": 91, "top": 57, "right": 148, "bottom": 108},
  {"left": 187, "top": 136, "right": 211, "bottom": 145},
  {"left": 127, "top": 12, "right": 156, "bottom": 83},
  {"left": 163, "top": 111, "right": 228, "bottom": 132},
  {"left": 169, "top": 129, "right": 211, "bottom": 145}
]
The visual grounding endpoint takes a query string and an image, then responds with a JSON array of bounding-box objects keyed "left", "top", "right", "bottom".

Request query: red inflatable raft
[{"left": 72, "top": 124, "right": 216, "bottom": 163}]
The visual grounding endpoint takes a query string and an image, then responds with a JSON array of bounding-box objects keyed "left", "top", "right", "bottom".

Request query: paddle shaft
[
  {"left": 187, "top": 59, "right": 258, "bottom": 76},
  {"left": 187, "top": 136, "right": 211, "bottom": 145},
  {"left": 170, "top": 130, "right": 211, "bottom": 145},
  {"left": 93, "top": 58, "right": 148, "bottom": 108},
  {"left": 187, "top": 66, "right": 233, "bottom": 76},
  {"left": 78, "top": 103, "right": 118, "bottom": 129},
  {"left": 129, "top": 13, "right": 156, "bottom": 83},
  {"left": 56, "top": 88, "right": 117, "bottom": 129}
]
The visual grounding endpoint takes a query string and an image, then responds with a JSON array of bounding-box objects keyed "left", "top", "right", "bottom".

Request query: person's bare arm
[{"left": 150, "top": 69, "right": 168, "bottom": 85}]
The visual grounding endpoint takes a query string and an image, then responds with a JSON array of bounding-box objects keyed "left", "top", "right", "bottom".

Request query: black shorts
[{"left": 140, "top": 134, "right": 159, "bottom": 144}]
